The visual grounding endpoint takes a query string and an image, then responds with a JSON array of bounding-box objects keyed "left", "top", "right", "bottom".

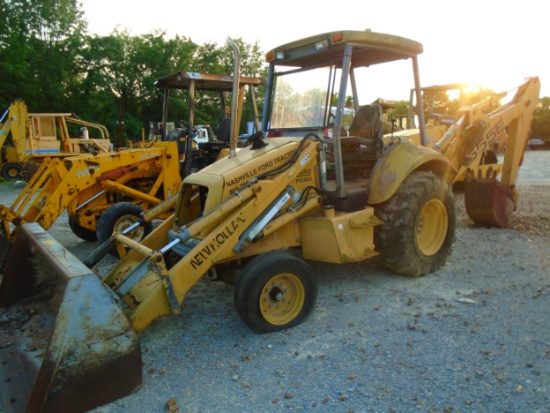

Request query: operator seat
[
  {"left": 324, "top": 104, "right": 385, "bottom": 212},
  {"left": 196, "top": 118, "right": 232, "bottom": 165},
  {"left": 348, "top": 104, "right": 384, "bottom": 142},
  {"left": 165, "top": 129, "right": 187, "bottom": 154},
  {"left": 344, "top": 104, "right": 385, "bottom": 155},
  {"left": 216, "top": 117, "right": 231, "bottom": 143}
]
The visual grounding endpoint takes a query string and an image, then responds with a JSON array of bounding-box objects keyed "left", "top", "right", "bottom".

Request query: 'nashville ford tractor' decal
[{"left": 225, "top": 149, "right": 295, "bottom": 194}]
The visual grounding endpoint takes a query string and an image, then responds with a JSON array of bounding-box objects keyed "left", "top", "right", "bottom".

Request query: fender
[{"left": 367, "top": 141, "right": 453, "bottom": 204}]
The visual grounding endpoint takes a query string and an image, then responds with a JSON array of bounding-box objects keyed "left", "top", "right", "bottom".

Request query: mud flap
[
  {"left": 464, "top": 174, "right": 515, "bottom": 228},
  {"left": 0, "top": 223, "right": 142, "bottom": 413}
]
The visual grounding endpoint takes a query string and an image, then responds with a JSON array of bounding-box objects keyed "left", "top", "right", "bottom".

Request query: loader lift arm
[{"left": 0, "top": 142, "right": 181, "bottom": 250}]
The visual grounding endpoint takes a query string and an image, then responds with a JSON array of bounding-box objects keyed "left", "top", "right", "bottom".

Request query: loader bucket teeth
[
  {"left": 464, "top": 175, "right": 515, "bottom": 228},
  {"left": 0, "top": 223, "right": 142, "bottom": 413}
]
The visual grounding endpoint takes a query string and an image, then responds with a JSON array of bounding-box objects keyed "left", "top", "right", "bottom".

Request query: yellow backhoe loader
[
  {"left": 0, "top": 101, "right": 111, "bottom": 180},
  {"left": 383, "top": 78, "right": 539, "bottom": 224},
  {"left": 397, "top": 83, "right": 483, "bottom": 146},
  {"left": 433, "top": 77, "right": 539, "bottom": 227},
  {"left": 0, "top": 33, "right": 539, "bottom": 413}
]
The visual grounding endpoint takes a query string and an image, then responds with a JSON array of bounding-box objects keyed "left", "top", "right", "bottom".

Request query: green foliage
[
  {"left": 392, "top": 100, "right": 409, "bottom": 116},
  {"left": 1, "top": 0, "right": 87, "bottom": 110},
  {"left": 0, "top": 3, "right": 267, "bottom": 141}
]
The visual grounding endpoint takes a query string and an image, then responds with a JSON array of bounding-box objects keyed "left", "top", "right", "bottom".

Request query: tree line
[
  {"left": 0, "top": 0, "right": 267, "bottom": 144},
  {"left": 1, "top": 0, "right": 548, "bottom": 144}
]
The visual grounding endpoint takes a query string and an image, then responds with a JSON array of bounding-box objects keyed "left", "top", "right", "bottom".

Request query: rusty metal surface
[
  {"left": 0, "top": 231, "right": 10, "bottom": 271},
  {"left": 464, "top": 177, "right": 515, "bottom": 228},
  {"left": 0, "top": 223, "right": 142, "bottom": 413}
]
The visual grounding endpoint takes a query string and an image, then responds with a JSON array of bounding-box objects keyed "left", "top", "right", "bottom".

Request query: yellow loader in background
[
  {"left": 0, "top": 101, "right": 111, "bottom": 180},
  {"left": 434, "top": 77, "right": 540, "bottom": 227},
  {"left": 0, "top": 33, "right": 539, "bottom": 413},
  {"left": 382, "top": 77, "right": 540, "bottom": 226},
  {"left": 0, "top": 141, "right": 182, "bottom": 247}
]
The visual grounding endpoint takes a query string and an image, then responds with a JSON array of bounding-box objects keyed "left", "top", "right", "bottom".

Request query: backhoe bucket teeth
[
  {"left": 0, "top": 223, "right": 142, "bottom": 413},
  {"left": 464, "top": 176, "right": 515, "bottom": 228}
]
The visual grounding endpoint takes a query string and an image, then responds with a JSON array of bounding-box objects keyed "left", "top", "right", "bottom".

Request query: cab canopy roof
[
  {"left": 265, "top": 30, "right": 423, "bottom": 70},
  {"left": 154, "top": 71, "right": 265, "bottom": 91},
  {"left": 419, "top": 83, "right": 482, "bottom": 93}
]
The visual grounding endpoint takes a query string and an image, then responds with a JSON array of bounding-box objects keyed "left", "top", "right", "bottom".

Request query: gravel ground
[{"left": 0, "top": 151, "right": 549, "bottom": 413}]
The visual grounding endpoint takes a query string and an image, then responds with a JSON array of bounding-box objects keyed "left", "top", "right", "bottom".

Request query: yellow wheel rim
[
  {"left": 6, "top": 167, "right": 19, "bottom": 179},
  {"left": 115, "top": 215, "right": 144, "bottom": 242},
  {"left": 259, "top": 273, "right": 305, "bottom": 325},
  {"left": 416, "top": 198, "right": 448, "bottom": 256}
]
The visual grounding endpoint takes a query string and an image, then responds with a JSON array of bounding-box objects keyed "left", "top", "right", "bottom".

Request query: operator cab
[{"left": 261, "top": 30, "right": 427, "bottom": 210}]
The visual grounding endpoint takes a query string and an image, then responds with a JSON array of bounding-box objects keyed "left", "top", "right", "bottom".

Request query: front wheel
[
  {"left": 234, "top": 251, "right": 317, "bottom": 333},
  {"left": 96, "top": 202, "right": 153, "bottom": 257},
  {"left": 374, "top": 171, "right": 456, "bottom": 277},
  {"left": 2, "top": 163, "right": 22, "bottom": 180}
]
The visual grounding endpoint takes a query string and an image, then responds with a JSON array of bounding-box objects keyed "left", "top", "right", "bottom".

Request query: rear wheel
[
  {"left": 234, "top": 251, "right": 317, "bottom": 333},
  {"left": 96, "top": 202, "right": 152, "bottom": 257},
  {"left": 374, "top": 171, "right": 456, "bottom": 277},
  {"left": 68, "top": 214, "right": 98, "bottom": 241},
  {"left": 2, "top": 163, "right": 22, "bottom": 180}
]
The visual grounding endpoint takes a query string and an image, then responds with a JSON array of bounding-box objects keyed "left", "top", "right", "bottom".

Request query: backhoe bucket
[
  {"left": 464, "top": 176, "right": 515, "bottom": 228},
  {"left": 0, "top": 223, "right": 141, "bottom": 413}
]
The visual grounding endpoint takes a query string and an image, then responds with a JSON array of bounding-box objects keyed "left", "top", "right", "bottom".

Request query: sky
[{"left": 80, "top": 0, "right": 548, "bottom": 101}]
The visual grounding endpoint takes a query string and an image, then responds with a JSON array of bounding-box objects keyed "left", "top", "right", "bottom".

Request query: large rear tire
[
  {"left": 96, "top": 202, "right": 152, "bottom": 257},
  {"left": 234, "top": 251, "right": 317, "bottom": 333},
  {"left": 374, "top": 171, "right": 456, "bottom": 277}
]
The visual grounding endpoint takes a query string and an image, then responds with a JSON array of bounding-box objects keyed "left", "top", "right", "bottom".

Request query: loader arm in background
[
  {"left": 0, "top": 117, "right": 12, "bottom": 150},
  {"left": 0, "top": 101, "right": 27, "bottom": 151},
  {"left": 0, "top": 142, "right": 181, "bottom": 244},
  {"left": 434, "top": 77, "right": 540, "bottom": 227},
  {"left": 0, "top": 101, "right": 28, "bottom": 179}
]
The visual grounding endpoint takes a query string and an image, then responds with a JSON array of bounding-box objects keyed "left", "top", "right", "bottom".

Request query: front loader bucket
[
  {"left": 0, "top": 231, "right": 11, "bottom": 271},
  {"left": 0, "top": 223, "right": 142, "bottom": 413},
  {"left": 464, "top": 176, "right": 515, "bottom": 228}
]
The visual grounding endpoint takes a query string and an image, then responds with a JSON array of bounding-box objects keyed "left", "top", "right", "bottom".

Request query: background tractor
[{"left": 0, "top": 100, "right": 111, "bottom": 180}]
